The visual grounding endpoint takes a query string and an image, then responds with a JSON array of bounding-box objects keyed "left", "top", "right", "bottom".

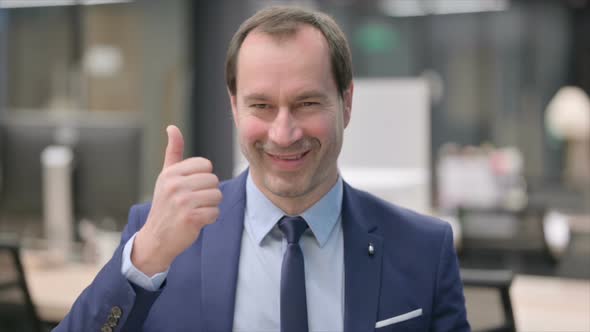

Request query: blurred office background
[{"left": 0, "top": 0, "right": 588, "bottom": 331}]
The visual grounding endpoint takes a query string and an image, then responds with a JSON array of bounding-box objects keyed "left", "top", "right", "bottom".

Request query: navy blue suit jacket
[{"left": 55, "top": 171, "right": 469, "bottom": 331}]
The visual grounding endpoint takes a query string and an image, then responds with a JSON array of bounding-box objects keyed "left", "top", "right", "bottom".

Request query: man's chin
[{"left": 263, "top": 175, "right": 310, "bottom": 198}]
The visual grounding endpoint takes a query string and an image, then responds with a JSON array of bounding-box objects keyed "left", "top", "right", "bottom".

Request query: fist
[{"left": 132, "top": 125, "right": 222, "bottom": 276}]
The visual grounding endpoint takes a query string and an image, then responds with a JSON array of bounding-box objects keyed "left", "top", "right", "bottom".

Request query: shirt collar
[{"left": 245, "top": 173, "right": 343, "bottom": 248}]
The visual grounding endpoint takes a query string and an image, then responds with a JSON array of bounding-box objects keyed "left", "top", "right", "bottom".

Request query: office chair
[
  {"left": 0, "top": 238, "right": 43, "bottom": 332},
  {"left": 462, "top": 268, "right": 516, "bottom": 332}
]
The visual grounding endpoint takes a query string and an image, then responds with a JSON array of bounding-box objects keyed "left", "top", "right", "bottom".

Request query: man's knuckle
[
  {"left": 206, "top": 173, "right": 219, "bottom": 186},
  {"left": 213, "top": 190, "right": 223, "bottom": 203},
  {"left": 172, "top": 194, "right": 188, "bottom": 207},
  {"left": 182, "top": 210, "right": 194, "bottom": 223},
  {"left": 209, "top": 207, "right": 220, "bottom": 220},
  {"left": 163, "top": 181, "right": 178, "bottom": 196},
  {"left": 203, "top": 159, "right": 213, "bottom": 172},
  {"left": 183, "top": 195, "right": 194, "bottom": 206},
  {"left": 171, "top": 195, "right": 181, "bottom": 207}
]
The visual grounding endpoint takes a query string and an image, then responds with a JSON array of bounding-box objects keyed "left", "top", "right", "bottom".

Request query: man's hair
[{"left": 225, "top": 6, "right": 352, "bottom": 97}]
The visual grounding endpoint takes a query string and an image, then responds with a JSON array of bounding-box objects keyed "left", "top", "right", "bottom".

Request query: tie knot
[{"left": 279, "top": 216, "right": 308, "bottom": 244}]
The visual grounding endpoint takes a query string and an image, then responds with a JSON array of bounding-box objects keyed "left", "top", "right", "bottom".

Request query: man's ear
[{"left": 343, "top": 81, "right": 353, "bottom": 128}]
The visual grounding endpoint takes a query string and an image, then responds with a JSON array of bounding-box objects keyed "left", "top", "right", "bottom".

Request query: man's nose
[{"left": 268, "top": 108, "right": 303, "bottom": 147}]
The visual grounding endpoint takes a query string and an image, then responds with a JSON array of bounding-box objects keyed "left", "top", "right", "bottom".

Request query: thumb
[{"left": 163, "top": 125, "right": 184, "bottom": 168}]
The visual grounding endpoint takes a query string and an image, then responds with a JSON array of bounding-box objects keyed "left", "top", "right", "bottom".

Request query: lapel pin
[{"left": 368, "top": 243, "right": 375, "bottom": 256}]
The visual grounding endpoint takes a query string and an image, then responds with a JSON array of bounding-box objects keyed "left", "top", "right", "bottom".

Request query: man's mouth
[
  {"left": 268, "top": 151, "right": 309, "bottom": 160},
  {"left": 265, "top": 151, "right": 311, "bottom": 170}
]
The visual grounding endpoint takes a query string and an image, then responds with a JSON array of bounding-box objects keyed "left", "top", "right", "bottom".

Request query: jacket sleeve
[
  {"left": 53, "top": 203, "right": 163, "bottom": 332},
  {"left": 431, "top": 224, "right": 471, "bottom": 332}
]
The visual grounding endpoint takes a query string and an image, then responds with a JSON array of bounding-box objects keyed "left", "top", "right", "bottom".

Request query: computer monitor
[
  {"left": 0, "top": 115, "right": 55, "bottom": 220},
  {"left": 72, "top": 116, "right": 142, "bottom": 227},
  {"left": 0, "top": 111, "right": 142, "bottom": 234}
]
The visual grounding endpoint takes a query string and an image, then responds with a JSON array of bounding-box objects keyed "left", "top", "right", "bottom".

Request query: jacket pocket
[{"left": 376, "top": 308, "right": 423, "bottom": 330}]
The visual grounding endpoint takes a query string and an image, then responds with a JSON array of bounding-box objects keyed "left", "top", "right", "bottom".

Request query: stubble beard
[{"left": 243, "top": 137, "right": 327, "bottom": 198}]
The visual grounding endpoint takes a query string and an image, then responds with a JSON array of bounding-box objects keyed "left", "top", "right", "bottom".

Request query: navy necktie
[{"left": 278, "top": 216, "right": 309, "bottom": 332}]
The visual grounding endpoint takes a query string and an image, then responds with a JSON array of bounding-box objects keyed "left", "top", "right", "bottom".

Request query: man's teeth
[{"left": 275, "top": 153, "right": 304, "bottom": 160}]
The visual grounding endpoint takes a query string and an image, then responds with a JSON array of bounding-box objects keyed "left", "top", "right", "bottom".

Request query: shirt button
[{"left": 111, "top": 306, "right": 123, "bottom": 318}]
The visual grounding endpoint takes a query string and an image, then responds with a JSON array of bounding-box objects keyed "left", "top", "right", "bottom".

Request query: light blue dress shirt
[{"left": 122, "top": 174, "right": 344, "bottom": 332}]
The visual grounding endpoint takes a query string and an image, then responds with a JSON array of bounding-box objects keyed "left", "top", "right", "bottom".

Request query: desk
[
  {"left": 512, "top": 275, "right": 590, "bottom": 332},
  {"left": 21, "top": 252, "right": 101, "bottom": 323}
]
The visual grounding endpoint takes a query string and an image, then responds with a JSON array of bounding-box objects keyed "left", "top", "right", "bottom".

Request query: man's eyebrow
[
  {"left": 294, "top": 91, "right": 329, "bottom": 101},
  {"left": 242, "top": 93, "right": 270, "bottom": 102},
  {"left": 242, "top": 91, "right": 330, "bottom": 102}
]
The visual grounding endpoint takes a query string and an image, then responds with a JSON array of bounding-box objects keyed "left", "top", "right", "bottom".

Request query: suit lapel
[
  {"left": 342, "top": 183, "right": 384, "bottom": 332},
  {"left": 201, "top": 171, "right": 247, "bottom": 332}
]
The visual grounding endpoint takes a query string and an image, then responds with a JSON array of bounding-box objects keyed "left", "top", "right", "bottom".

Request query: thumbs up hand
[{"left": 132, "top": 125, "right": 222, "bottom": 276}]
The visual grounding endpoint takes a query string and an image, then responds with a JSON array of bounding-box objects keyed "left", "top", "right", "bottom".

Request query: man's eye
[
  {"left": 301, "top": 101, "right": 319, "bottom": 107},
  {"left": 251, "top": 104, "right": 269, "bottom": 109}
]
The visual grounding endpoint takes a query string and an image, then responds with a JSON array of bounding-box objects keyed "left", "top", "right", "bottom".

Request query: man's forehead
[
  {"left": 242, "top": 24, "right": 327, "bottom": 50},
  {"left": 248, "top": 22, "right": 300, "bottom": 43},
  {"left": 234, "top": 24, "right": 337, "bottom": 98}
]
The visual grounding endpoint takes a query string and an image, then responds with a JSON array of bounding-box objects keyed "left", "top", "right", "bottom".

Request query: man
[{"left": 55, "top": 6, "right": 469, "bottom": 332}]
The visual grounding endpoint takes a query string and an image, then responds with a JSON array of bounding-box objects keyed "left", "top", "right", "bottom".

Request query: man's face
[{"left": 230, "top": 25, "right": 353, "bottom": 202}]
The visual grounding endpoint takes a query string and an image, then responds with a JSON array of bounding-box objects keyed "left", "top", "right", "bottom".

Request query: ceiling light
[{"left": 0, "top": 0, "right": 131, "bottom": 8}]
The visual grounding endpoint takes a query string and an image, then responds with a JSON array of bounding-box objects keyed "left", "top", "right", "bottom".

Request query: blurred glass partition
[{"left": 2, "top": 1, "right": 140, "bottom": 113}]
